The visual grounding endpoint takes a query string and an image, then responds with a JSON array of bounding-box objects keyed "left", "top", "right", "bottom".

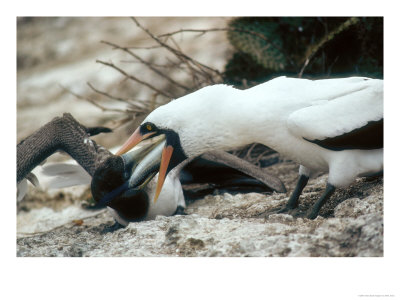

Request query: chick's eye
[{"left": 146, "top": 124, "right": 152, "bottom": 131}]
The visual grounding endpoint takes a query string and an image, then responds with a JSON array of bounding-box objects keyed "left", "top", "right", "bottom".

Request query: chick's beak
[{"left": 116, "top": 127, "right": 155, "bottom": 156}]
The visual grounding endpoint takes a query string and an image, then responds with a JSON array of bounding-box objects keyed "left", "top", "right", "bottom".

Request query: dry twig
[
  {"left": 158, "top": 27, "right": 296, "bottom": 68},
  {"left": 96, "top": 59, "right": 174, "bottom": 99},
  {"left": 60, "top": 84, "right": 131, "bottom": 114},
  {"left": 101, "top": 40, "right": 191, "bottom": 92},
  {"left": 81, "top": 18, "right": 228, "bottom": 132},
  {"left": 131, "top": 17, "right": 223, "bottom": 83},
  {"left": 86, "top": 82, "right": 150, "bottom": 113},
  {"left": 298, "top": 17, "right": 360, "bottom": 78},
  {"left": 87, "top": 82, "right": 134, "bottom": 104}
]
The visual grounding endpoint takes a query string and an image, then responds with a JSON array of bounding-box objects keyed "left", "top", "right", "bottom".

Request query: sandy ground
[{"left": 16, "top": 17, "right": 383, "bottom": 257}]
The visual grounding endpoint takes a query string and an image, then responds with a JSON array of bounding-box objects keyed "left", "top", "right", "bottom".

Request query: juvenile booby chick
[
  {"left": 16, "top": 113, "right": 185, "bottom": 228},
  {"left": 116, "top": 76, "right": 383, "bottom": 219},
  {"left": 92, "top": 141, "right": 283, "bottom": 227},
  {"left": 92, "top": 139, "right": 187, "bottom": 227}
]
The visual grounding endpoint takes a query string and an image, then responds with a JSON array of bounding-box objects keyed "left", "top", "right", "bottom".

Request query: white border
[{"left": 3, "top": 1, "right": 400, "bottom": 299}]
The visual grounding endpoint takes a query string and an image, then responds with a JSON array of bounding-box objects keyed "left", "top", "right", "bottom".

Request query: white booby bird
[{"left": 116, "top": 76, "right": 383, "bottom": 219}]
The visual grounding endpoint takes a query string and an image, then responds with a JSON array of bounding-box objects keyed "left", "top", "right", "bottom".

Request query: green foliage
[
  {"left": 228, "top": 18, "right": 286, "bottom": 71},
  {"left": 223, "top": 17, "right": 383, "bottom": 88}
]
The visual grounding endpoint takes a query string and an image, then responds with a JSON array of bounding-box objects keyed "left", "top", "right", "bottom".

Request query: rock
[
  {"left": 267, "top": 213, "right": 294, "bottom": 223},
  {"left": 17, "top": 191, "right": 383, "bottom": 257},
  {"left": 18, "top": 212, "right": 381, "bottom": 257},
  {"left": 16, "top": 161, "right": 383, "bottom": 257},
  {"left": 334, "top": 195, "right": 383, "bottom": 218}
]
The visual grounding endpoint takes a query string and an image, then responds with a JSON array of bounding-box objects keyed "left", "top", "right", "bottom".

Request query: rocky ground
[
  {"left": 16, "top": 17, "right": 384, "bottom": 257},
  {"left": 17, "top": 160, "right": 383, "bottom": 257}
]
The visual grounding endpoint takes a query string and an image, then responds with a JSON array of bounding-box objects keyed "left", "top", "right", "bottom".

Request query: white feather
[
  {"left": 287, "top": 78, "right": 382, "bottom": 140},
  {"left": 36, "top": 163, "right": 91, "bottom": 189},
  {"left": 17, "top": 179, "right": 28, "bottom": 202},
  {"left": 142, "top": 76, "right": 383, "bottom": 188}
]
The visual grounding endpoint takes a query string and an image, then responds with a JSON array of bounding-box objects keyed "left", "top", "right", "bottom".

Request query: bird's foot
[
  {"left": 305, "top": 183, "right": 336, "bottom": 220},
  {"left": 174, "top": 205, "right": 187, "bottom": 216},
  {"left": 262, "top": 203, "right": 299, "bottom": 218},
  {"left": 277, "top": 203, "right": 298, "bottom": 214},
  {"left": 306, "top": 209, "right": 319, "bottom": 220},
  {"left": 262, "top": 206, "right": 282, "bottom": 217},
  {"left": 101, "top": 221, "right": 125, "bottom": 234}
]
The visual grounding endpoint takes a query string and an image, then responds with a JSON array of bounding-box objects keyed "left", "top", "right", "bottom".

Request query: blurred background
[{"left": 17, "top": 16, "right": 383, "bottom": 153}]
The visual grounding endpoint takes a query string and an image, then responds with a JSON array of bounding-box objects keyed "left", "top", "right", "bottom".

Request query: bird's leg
[
  {"left": 174, "top": 205, "right": 187, "bottom": 216},
  {"left": 278, "top": 174, "right": 309, "bottom": 213},
  {"left": 174, "top": 179, "right": 187, "bottom": 215},
  {"left": 101, "top": 221, "right": 125, "bottom": 234},
  {"left": 307, "top": 183, "right": 336, "bottom": 219}
]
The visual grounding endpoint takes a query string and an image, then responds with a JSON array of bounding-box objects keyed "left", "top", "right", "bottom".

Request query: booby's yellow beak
[
  {"left": 116, "top": 127, "right": 174, "bottom": 203},
  {"left": 116, "top": 127, "right": 155, "bottom": 156}
]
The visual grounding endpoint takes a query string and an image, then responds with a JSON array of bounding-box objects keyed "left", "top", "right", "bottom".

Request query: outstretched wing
[{"left": 180, "top": 150, "right": 286, "bottom": 200}]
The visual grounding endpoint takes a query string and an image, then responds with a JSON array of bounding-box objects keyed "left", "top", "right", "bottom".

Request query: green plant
[{"left": 224, "top": 17, "right": 383, "bottom": 87}]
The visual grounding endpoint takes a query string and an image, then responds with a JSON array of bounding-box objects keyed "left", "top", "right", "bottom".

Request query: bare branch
[
  {"left": 87, "top": 82, "right": 135, "bottom": 104},
  {"left": 131, "top": 17, "right": 223, "bottom": 81},
  {"left": 96, "top": 59, "right": 174, "bottom": 99},
  {"left": 107, "top": 115, "right": 136, "bottom": 130},
  {"left": 158, "top": 27, "right": 296, "bottom": 67},
  {"left": 244, "top": 143, "right": 257, "bottom": 161},
  {"left": 255, "top": 148, "right": 274, "bottom": 163},
  {"left": 298, "top": 17, "right": 360, "bottom": 78},
  {"left": 126, "top": 45, "right": 163, "bottom": 50},
  {"left": 158, "top": 28, "right": 215, "bottom": 38},
  {"left": 119, "top": 59, "right": 179, "bottom": 69},
  {"left": 86, "top": 81, "right": 151, "bottom": 113},
  {"left": 101, "top": 40, "right": 191, "bottom": 92},
  {"left": 59, "top": 84, "right": 133, "bottom": 115},
  {"left": 168, "top": 36, "right": 209, "bottom": 84}
]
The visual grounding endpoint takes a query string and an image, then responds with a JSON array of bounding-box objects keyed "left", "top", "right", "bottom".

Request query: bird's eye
[{"left": 146, "top": 124, "right": 152, "bottom": 131}]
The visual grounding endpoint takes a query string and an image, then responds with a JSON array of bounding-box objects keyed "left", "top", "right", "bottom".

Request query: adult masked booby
[{"left": 116, "top": 76, "right": 383, "bottom": 219}]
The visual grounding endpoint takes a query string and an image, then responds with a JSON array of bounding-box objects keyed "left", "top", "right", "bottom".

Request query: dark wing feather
[
  {"left": 304, "top": 118, "right": 383, "bottom": 151},
  {"left": 180, "top": 150, "right": 286, "bottom": 196}
]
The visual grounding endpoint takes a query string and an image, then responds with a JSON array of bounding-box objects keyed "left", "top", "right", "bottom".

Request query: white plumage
[
  {"left": 286, "top": 78, "right": 382, "bottom": 141},
  {"left": 146, "top": 76, "right": 382, "bottom": 183},
  {"left": 138, "top": 76, "right": 383, "bottom": 218}
]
